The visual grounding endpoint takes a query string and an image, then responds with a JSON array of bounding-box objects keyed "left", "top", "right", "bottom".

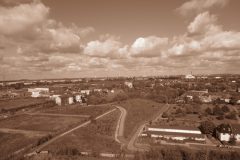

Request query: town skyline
[{"left": 0, "top": 0, "right": 240, "bottom": 80}]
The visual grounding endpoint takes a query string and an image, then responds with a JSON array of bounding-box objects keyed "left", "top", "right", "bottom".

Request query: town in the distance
[{"left": 0, "top": 74, "right": 240, "bottom": 160}]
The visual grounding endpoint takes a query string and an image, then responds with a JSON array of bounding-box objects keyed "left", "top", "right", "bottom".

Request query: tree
[
  {"left": 222, "top": 105, "right": 230, "bottom": 113},
  {"left": 199, "top": 121, "right": 216, "bottom": 135},
  {"left": 205, "top": 107, "right": 212, "bottom": 115},
  {"left": 213, "top": 105, "right": 224, "bottom": 116}
]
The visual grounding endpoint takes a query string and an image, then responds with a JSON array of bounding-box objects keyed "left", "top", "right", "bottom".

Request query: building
[
  {"left": 216, "top": 123, "right": 240, "bottom": 143},
  {"left": 124, "top": 81, "right": 133, "bottom": 88},
  {"left": 50, "top": 95, "right": 61, "bottom": 106},
  {"left": 141, "top": 125, "right": 205, "bottom": 142},
  {"left": 75, "top": 95, "right": 82, "bottom": 103},
  {"left": 28, "top": 88, "right": 49, "bottom": 98},
  {"left": 185, "top": 74, "right": 195, "bottom": 79},
  {"left": 216, "top": 124, "right": 232, "bottom": 142},
  {"left": 80, "top": 90, "right": 91, "bottom": 95}
]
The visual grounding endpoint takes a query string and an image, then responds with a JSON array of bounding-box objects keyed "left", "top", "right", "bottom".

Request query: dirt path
[
  {"left": 0, "top": 128, "right": 47, "bottom": 138},
  {"left": 26, "top": 112, "right": 90, "bottom": 118},
  {"left": 33, "top": 108, "right": 117, "bottom": 152}
]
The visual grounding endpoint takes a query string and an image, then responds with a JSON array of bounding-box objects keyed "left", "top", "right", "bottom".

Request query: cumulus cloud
[
  {"left": 130, "top": 36, "right": 168, "bottom": 57},
  {"left": 187, "top": 12, "right": 221, "bottom": 36},
  {"left": 84, "top": 37, "right": 128, "bottom": 59},
  {"left": 177, "top": 0, "right": 228, "bottom": 16},
  {"left": 0, "top": 1, "right": 49, "bottom": 35}
]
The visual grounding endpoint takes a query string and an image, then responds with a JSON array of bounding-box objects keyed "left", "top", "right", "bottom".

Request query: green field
[
  {"left": 119, "top": 98, "right": 165, "bottom": 139},
  {"left": 0, "top": 114, "right": 86, "bottom": 133},
  {"left": 40, "top": 105, "right": 114, "bottom": 118},
  {"left": 0, "top": 98, "right": 47, "bottom": 110},
  {"left": 0, "top": 132, "right": 38, "bottom": 159},
  {"left": 46, "top": 110, "right": 121, "bottom": 153}
]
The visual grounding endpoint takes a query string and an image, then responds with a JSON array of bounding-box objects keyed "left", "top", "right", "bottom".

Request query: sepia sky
[{"left": 0, "top": 0, "right": 240, "bottom": 80}]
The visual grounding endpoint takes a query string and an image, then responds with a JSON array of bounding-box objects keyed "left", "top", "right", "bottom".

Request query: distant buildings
[
  {"left": 80, "top": 90, "right": 91, "bottom": 95},
  {"left": 185, "top": 74, "right": 195, "bottom": 79},
  {"left": 28, "top": 88, "right": 49, "bottom": 98}
]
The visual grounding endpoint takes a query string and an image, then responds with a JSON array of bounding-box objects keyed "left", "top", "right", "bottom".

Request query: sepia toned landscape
[{"left": 0, "top": 0, "right": 240, "bottom": 160}]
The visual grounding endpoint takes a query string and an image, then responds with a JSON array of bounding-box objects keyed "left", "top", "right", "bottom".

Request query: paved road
[
  {"left": 127, "top": 104, "right": 170, "bottom": 152},
  {"left": 114, "top": 105, "right": 127, "bottom": 144},
  {"left": 34, "top": 108, "right": 117, "bottom": 152}
]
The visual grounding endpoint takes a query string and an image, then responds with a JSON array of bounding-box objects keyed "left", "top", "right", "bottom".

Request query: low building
[
  {"left": 80, "top": 90, "right": 91, "bottom": 95},
  {"left": 28, "top": 88, "right": 49, "bottom": 98},
  {"left": 141, "top": 125, "right": 205, "bottom": 142},
  {"left": 216, "top": 124, "right": 232, "bottom": 142},
  {"left": 124, "top": 81, "right": 133, "bottom": 88},
  {"left": 185, "top": 74, "right": 195, "bottom": 79},
  {"left": 75, "top": 95, "right": 82, "bottom": 103},
  {"left": 216, "top": 123, "right": 240, "bottom": 143}
]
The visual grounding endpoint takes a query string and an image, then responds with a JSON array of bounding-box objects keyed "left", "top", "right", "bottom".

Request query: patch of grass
[
  {"left": 0, "top": 114, "right": 86, "bottom": 132},
  {"left": 119, "top": 98, "right": 164, "bottom": 139},
  {"left": 0, "top": 98, "right": 47, "bottom": 110},
  {"left": 0, "top": 132, "right": 38, "bottom": 158},
  {"left": 46, "top": 110, "right": 121, "bottom": 153},
  {"left": 40, "top": 105, "right": 114, "bottom": 118}
]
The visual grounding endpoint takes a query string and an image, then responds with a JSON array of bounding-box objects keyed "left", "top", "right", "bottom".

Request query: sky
[{"left": 0, "top": 0, "right": 240, "bottom": 80}]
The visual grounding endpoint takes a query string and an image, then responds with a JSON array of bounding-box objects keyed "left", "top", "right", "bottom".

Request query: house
[
  {"left": 50, "top": 95, "right": 61, "bottom": 106},
  {"left": 216, "top": 124, "right": 232, "bottom": 142},
  {"left": 185, "top": 74, "right": 195, "bottom": 79},
  {"left": 75, "top": 95, "right": 82, "bottom": 103},
  {"left": 141, "top": 125, "right": 205, "bottom": 142},
  {"left": 124, "top": 81, "right": 133, "bottom": 88},
  {"left": 216, "top": 123, "right": 240, "bottom": 143},
  {"left": 50, "top": 95, "right": 74, "bottom": 106},
  {"left": 80, "top": 90, "right": 91, "bottom": 95},
  {"left": 28, "top": 88, "right": 49, "bottom": 98}
]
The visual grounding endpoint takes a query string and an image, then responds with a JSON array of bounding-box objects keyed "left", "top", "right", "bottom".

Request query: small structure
[
  {"left": 28, "top": 88, "right": 49, "bottom": 98},
  {"left": 185, "top": 74, "right": 195, "bottom": 79},
  {"left": 216, "top": 124, "right": 232, "bottom": 142},
  {"left": 75, "top": 94, "right": 82, "bottom": 103},
  {"left": 80, "top": 90, "right": 91, "bottom": 95},
  {"left": 124, "top": 81, "right": 133, "bottom": 88}
]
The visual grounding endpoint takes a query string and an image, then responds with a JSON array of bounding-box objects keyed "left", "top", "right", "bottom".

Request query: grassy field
[
  {"left": 0, "top": 114, "right": 86, "bottom": 133},
  {"left": 0, "top": 98, "right": 47, "bottom": 110},
  {"left": 0, "top": 132, "right": 39, "bottom": 159},
  {"left": 119, "top": 98, "right": 165, "bottom": 139},
  {"left": 45, "top": 110, "right": 121, "bottom": 153},
  {"left": 39, "top": 105, "right": 114, "bottom": 118}
]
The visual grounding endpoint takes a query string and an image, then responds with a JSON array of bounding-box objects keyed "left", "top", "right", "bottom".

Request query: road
[
  {"left": 114, "top": 105, "right": 127, "bottom": 144},
  {"left": 127, "top": 104, "right": 170, "bottom": 152},
  {"left": 113, "top": 104, "right": 170, "bottom": 152},
  {"left": 34, "top": 108, "right": 117, "bottom": 152}
]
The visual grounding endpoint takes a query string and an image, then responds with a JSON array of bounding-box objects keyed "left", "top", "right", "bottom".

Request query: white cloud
[
  {"left": 0, "top": 1, "right": 49, "bottom": 35},
  {"left": 130, "top": 36, "right": 168, "bottom": 57},
  {"left": 187, "top": 12, "right": 221, "bottom": 35},
  {"left": 177, "top": 0, "right": 228, "bottom": 16},
  {"left": 84, "top": 38, "right": 128, "bottom": 59}
]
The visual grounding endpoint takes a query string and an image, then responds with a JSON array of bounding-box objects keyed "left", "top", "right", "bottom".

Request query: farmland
[
  {"left": 0, "top": 98, "right": 48, "bottom": 111},
  {"left": 39, "top": 105, "right": 114, "bottom": 118},
  {"left": 119, "top": 98, "right": 165, "bottom": 139},
  {"left": 0, "top": 132, "right": 39, "bottom": 159},
  {"left": 45, "top": 109, "right": 121, "bottom": 153},
  {"left": 0, "top": 114, "right": 86, "bottom": 133}
]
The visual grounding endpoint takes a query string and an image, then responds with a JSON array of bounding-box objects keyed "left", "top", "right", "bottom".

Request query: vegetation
[{"left": 119, "top": 98, "right": 164, "bottom": 139}]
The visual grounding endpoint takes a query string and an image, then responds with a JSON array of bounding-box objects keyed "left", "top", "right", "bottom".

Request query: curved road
[{"left": 114, "top": 104, "right": 170, "bottom": 152}]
